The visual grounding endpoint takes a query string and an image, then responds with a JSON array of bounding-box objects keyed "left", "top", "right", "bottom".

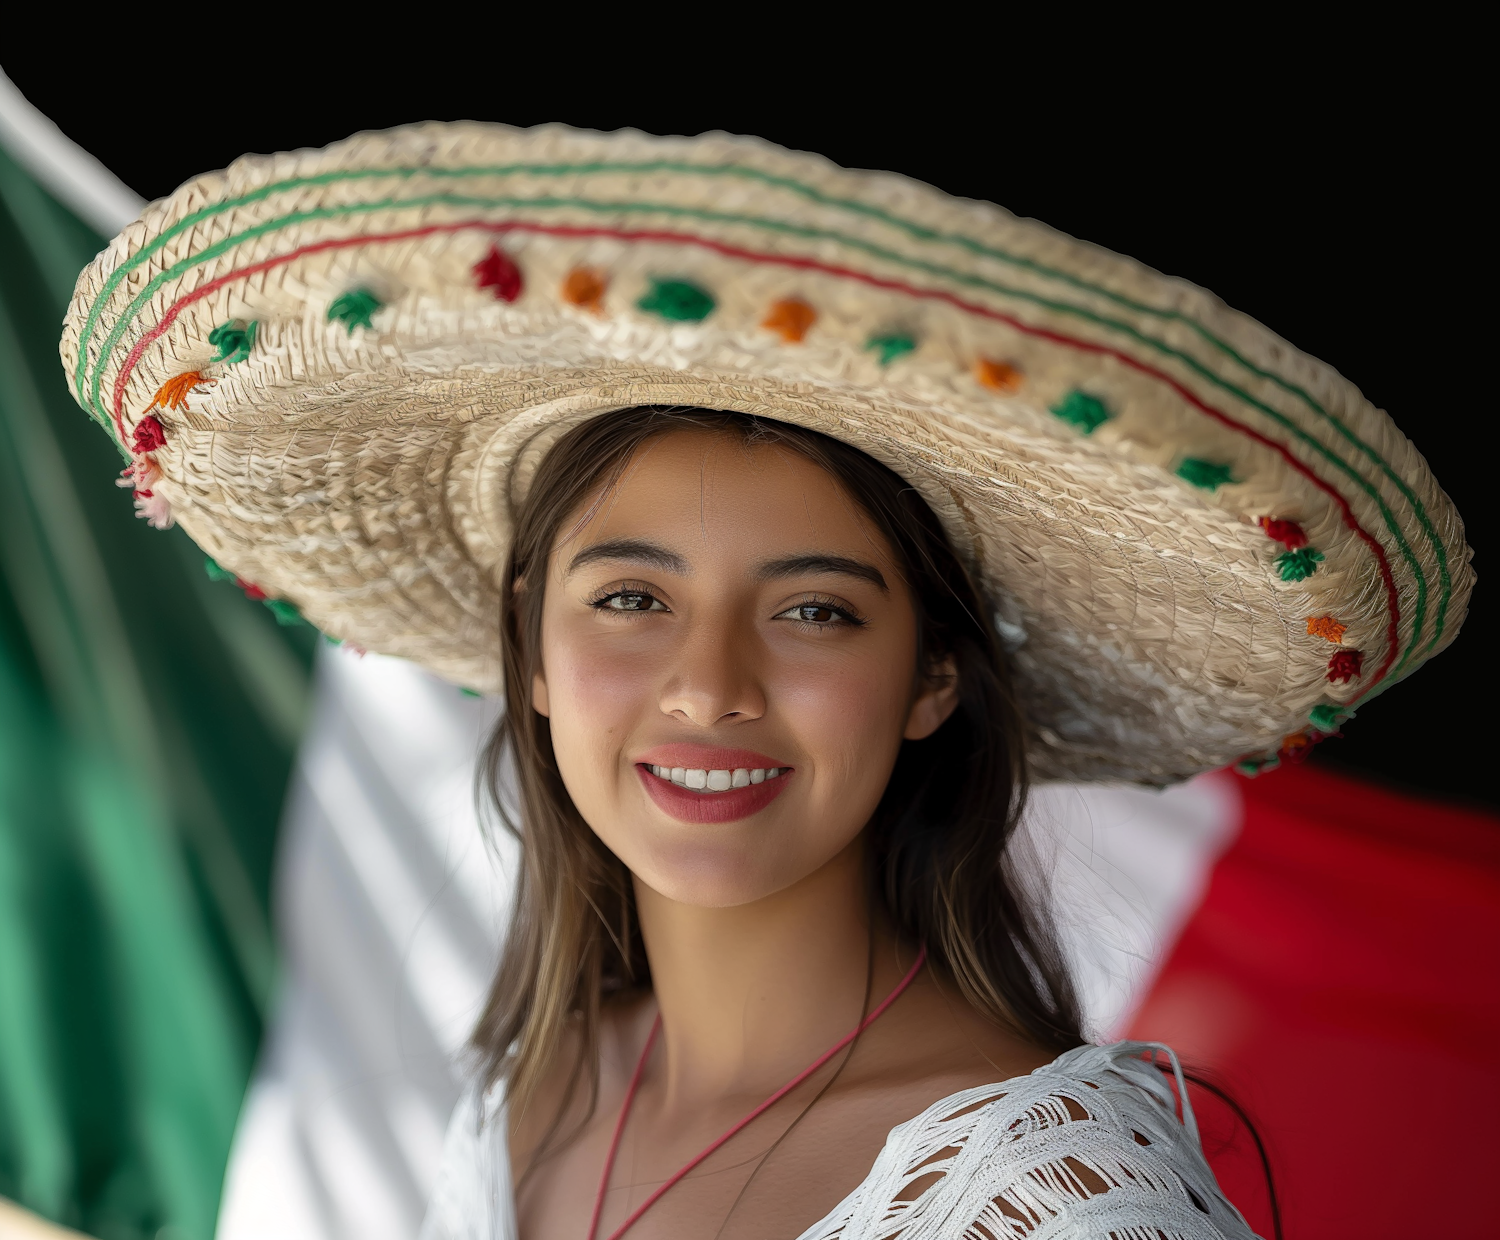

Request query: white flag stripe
[
  {"left": 1026, "top": 775, "right": 1242, "bottom": 1040},
  {"left": 217, "top": 650, "right": 511, "bottom": 1240}
]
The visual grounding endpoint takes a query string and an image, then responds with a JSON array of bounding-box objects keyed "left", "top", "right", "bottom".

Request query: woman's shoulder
[{"left": 802, "top": 1040, "right": 1262, "bottom": 1240}]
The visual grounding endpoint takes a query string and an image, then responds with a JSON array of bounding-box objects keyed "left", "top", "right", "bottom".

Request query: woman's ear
[{"left": 904, "top": 655, "right": 959, "bottom": 740}]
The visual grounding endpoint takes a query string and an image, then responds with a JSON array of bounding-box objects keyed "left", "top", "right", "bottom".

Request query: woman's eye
[
  {"left": 777, "top": 603, "right": 852, "bottom": 625},
  {"left": 597, "top": 591, "right": 665, "bottom": 612}
]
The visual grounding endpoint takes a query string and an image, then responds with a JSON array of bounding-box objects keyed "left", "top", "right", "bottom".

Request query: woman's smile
[{"left": 635, "top": 744, "right": 794, "bottom": 822}]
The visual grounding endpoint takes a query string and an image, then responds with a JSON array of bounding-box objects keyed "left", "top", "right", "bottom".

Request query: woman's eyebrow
[
  {"left": 565, "top": 538, "right": 690, "bottom": 576},
  {"left": 754, "top": 554, "right": 889, "bottom": 592}
]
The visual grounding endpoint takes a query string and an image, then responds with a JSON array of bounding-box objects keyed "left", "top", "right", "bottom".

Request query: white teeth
[{"left": 650, "top": 765, "right": 787, "bottom": 791}]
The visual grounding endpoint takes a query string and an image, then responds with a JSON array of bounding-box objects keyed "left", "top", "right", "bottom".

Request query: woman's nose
[{"left": 657, "top": 618, "right": 766, "bottom": 726}]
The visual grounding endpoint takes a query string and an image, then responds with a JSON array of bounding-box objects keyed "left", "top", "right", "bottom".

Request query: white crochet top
[{"left": 421, "top": 1040, "right": 1261, "bottom": 1240}]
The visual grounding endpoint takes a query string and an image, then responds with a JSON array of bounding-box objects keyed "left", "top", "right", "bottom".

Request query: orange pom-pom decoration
[
  {"left": 761, "top": 297, "right": 817, "bottom": 343},
  {"left": 1305, "top": 615, "right": 1348, "bottom": 643},
  {"left": 973, "top": 358, "right": 1022, "bottom": 392},
  {"left": 562, "top": 267, "right": 608, "bottom": 312},
  {"left": 1279, "top": 731, "right": 1315, "bottom": 762},
  {"left": 150, "top": 370, "right": 213, "bottom": 412}
]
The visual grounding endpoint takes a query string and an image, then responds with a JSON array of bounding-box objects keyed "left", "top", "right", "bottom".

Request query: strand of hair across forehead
[{"left": 588, "top": 947, "right": 927, "bottom": 1240}]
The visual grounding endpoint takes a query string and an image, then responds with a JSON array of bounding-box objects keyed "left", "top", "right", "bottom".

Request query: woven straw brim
[{"left": 59, "top": 122, "right": 1473, "bottom": 784}]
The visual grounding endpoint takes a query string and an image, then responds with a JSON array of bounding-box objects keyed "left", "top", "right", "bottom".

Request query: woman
[{"left": 60, "top": 122, "right": 1470, "bottom": 1238}]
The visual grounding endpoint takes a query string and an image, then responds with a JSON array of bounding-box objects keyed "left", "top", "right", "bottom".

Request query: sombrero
[{"left": 59, "top": 122, "right": 1473, "bottom": 784}]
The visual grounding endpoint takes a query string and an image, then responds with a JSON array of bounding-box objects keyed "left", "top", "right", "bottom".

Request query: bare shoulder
[
  {"left": 786, "top": 965, "right": 1067, "bottom": 1191},
  {"left": 844, "top": 966, "right": 1062, "bottom": 1098}
]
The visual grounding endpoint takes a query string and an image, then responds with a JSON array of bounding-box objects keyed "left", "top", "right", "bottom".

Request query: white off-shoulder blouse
[{"left": 420, "top": 1040, "right": 1261, "bottom": 1240}]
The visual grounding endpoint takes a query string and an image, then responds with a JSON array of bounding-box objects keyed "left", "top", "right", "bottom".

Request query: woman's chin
[
  {"left": 624, "top": 834, "right": 812, "bottom": 910},
  {"left": 635, "top": 857, "right": 792, "bottom": 909}
]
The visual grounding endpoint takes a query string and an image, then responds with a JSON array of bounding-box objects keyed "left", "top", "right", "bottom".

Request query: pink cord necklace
[{"left": 586, "top": 946, "right": 927, "bottom": 1240}]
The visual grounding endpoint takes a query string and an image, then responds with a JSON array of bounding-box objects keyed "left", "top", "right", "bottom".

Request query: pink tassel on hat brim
[{"left": 117, "top": 458, "right": 173, "bottom": 529}]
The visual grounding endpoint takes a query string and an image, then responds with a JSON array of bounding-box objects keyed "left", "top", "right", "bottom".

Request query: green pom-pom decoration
[
  {"left": 1175, "top": 458, "right": 1236, "bottom": 490},
  {"left": 637, "top": 279, "right": 715, "bottom": 322},
  {"left": 1276, "top": 547, "right": 1325, "bottom": 582},
  {"left": 263, "top": 598, "right": 308, "bottom": 627},
  {"left": 1051, "top": 390, "right": 1111, "bottom": 434},
  {"left": 1308, "top": 703, "right": 1353, "bottom": 732},
  {"left": 209, "top": 320, "right": 258, "bottom": 364},
  {"left": 204, "top": 556, "right": 236, "bottom": 583},
  {"left": 327, "top": 289, "right": 382, "bottom": 333},
  {"left": 865, "top": 333, "right": 917, "bottom": 366}
]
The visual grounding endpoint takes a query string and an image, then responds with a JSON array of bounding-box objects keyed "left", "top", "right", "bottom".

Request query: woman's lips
[
  {"left": 636, "top": 763, "right": 793, "bottom": 824},
  {"left": 638, "top": 745, "right": 785, "bottom": 772}
]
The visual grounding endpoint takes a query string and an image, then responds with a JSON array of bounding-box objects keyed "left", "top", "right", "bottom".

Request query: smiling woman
[
  {"left": 448, "top": 408, "right": 1251, "bottom": 1239},
  {"left": 57, "top": 120, "right": 1471, "bottom": 1240}
]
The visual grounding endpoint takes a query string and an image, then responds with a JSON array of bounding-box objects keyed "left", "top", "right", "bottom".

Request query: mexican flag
[
  {"left": 0, "top": 73, "right": 316, "bottom": 1239},
  {"left": 1, "top": 73, "right": 1496, "bottom": 1240}
]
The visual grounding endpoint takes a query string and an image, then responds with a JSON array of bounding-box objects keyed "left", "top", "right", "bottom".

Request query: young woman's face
[{"left": 533, "top": 429, "right": 956, "bottom": 908}]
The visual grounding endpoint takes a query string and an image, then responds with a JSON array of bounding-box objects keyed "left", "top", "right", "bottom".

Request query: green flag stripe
[{"left": 2, "top": 142, "right": 315, "bottom": 1238}]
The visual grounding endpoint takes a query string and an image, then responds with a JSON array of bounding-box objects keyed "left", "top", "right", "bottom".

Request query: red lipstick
[
  {"left": 638, "top": 745, "right": 785, "bottom": 771},
  {"left": 635, "top": 745, "right": 794, "bottom": 824}
]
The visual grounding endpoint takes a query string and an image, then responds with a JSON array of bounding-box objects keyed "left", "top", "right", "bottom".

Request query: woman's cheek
[
  {"left": 774, "top": 645, "right": 912, "bottom": 817},
  {"left": 544, "top": 627, "right": 660, "bottom": 815}
]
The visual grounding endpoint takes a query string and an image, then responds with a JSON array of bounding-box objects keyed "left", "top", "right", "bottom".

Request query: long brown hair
[{"left": 473, "top": 407, "right": 1083, "bottom": 1127}]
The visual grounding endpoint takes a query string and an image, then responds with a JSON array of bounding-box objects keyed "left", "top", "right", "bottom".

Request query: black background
[{"left": 5, "top": 32, "right": 1489, "bottom": 807}]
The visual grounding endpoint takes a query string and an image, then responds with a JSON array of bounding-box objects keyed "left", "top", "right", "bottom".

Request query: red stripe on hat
[{"left": 109, "top": 219, "right": 1400, "bottom": 693}]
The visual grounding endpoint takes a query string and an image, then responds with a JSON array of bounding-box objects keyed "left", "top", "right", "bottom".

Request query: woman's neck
[{"left": 632, "top": 835, "right": 890, "bottom": 1108}]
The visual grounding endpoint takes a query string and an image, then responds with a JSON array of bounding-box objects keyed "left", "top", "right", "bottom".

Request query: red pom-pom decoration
[
  {"left": 473, "top": 245, "right": 524, "bottom": 303},
  {"left": 1258, "top": 516, "right": 1308, "bottom": 549},
  {"left": 1326, "top": 649, "right": 1365, "bottom": 684},
  {"left": 132, "top": 414, "right": 167, "bottom": 455}
]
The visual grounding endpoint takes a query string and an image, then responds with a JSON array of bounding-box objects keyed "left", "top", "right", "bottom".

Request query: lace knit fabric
[{"left": 420, "top": 1041, "right": 1261, "bottom": 1240}]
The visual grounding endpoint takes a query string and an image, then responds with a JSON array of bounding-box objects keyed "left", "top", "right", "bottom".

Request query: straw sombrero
[{"left": 59, "top": 122, "right": 1473, "bottom": 784}]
